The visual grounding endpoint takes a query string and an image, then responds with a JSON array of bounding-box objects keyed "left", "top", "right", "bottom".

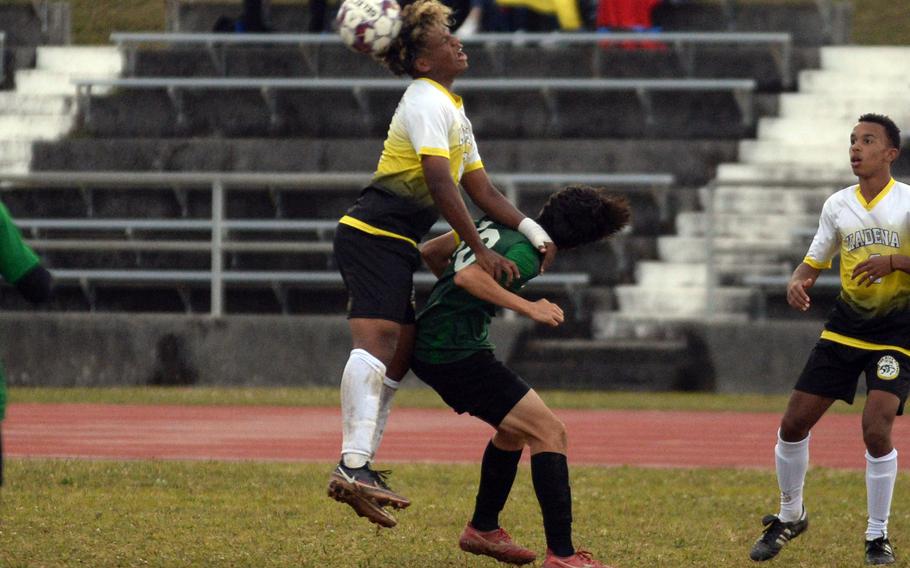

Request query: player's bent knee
[
  {"left": 528, "top": 418, "right": 567, "bottom": 452},
  {"left": 863, "top": 427, "right": 893, "bottom": 455},
  {"left": 779, "top": 416, "right": 811, "bottom": 442},
  {"left": 494, "top": 428, "right": 527, "bottom": 450}
]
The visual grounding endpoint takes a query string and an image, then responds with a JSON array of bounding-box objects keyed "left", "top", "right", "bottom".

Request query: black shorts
[
  {"left": 333, "top": 224, "right": 421, "bottom": 324},
  {"left": 795, "top": 339, "right": 910, "bottom": 415},
  {"left": 411, "top": 350, "right": 532, "bottom": 427}
]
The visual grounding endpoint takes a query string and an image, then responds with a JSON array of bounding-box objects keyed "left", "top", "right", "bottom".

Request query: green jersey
[
  {"left": 414, "top": 218, "right": 541, "bottom": 364},
  {"left": 0, "top": 201, "right": 40, "bottom": 420}
]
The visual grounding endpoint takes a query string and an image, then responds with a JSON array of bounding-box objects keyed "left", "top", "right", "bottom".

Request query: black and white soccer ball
[{"left": 336, "top": 0, "right": 403, "bottom": 57}]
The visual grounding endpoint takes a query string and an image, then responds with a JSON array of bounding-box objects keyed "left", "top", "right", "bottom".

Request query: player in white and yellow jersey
[
  {"left": 328, "top": 0, "right": 558, "bottom": 528},
  {"left": 750, "top": 114, "right": 904, "bottom": 565}
]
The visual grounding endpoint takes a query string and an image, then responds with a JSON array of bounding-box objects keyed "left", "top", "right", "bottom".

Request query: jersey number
[{"left": 453, "top": 220, "right": 501, "bottom": 271}]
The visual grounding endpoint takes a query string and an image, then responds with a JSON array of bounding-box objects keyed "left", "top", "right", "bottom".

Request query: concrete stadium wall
[
  {"left": 695, "top": 319, "right": 821, "bottom": 395},
  {"left": 2, "top": 312, "right": 825, "bottom": 394},
  {"left": 0, "top": 313, "right": 529, "bottom": 388}
]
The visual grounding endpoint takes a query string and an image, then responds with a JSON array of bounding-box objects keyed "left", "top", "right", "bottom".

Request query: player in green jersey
[
  {"left": 412, "top": 186, "right": 630, "bottom": 568},
  {"left": 0, "top": 201, "right": 53, "bottom": 486}
]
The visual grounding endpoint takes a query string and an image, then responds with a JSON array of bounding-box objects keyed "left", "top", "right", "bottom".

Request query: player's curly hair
[
  {"left": 379, "top": 0, "right": 452, "bottom": 76},
  {"left": 535, "top": 185, "right": 631, "bottom": 250},
  {"left": 859, "top": 113, "right": 902, "bottom": 151}
]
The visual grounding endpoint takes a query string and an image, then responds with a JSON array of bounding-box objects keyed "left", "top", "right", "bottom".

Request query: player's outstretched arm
[
  {"left": 787, "top": 262, "right": 821, "bottom": 312},
  {"left": 453, "top": 264, "right": 564, "bottom": 327},
  {"left": 461, "top": 168, "right": 557, "bottom": 273},
  {"left": 422, "top": 156, "right": 520, "bottom": 285},
  {"left": 420, "top": 231, "right": 459, "bottom": 277}
]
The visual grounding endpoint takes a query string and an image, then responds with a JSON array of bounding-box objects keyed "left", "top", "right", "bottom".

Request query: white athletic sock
[
  {"left": 866, "top": 449, "right": 898, "bottom": 541},
  {"left": 369, "top": 376, "right": 401, "bottom": 460},
  {"left": 340, "top": 349, "right": 386, "bottom": 469},
  {"left": 776, "top": 429, "right": 810, "bottom": 522}
]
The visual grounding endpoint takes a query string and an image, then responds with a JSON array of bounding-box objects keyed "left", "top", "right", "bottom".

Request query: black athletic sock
[
  {"left": 471, "top": 440, "right": 522, "bottom": 531},
  {"left": 531, "top": 452, "right": 574, "bottom": 557}
]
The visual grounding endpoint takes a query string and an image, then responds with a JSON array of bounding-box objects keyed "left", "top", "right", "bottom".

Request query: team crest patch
[{"left": 877, "top": 356, "right": 900, "bottom": 380}]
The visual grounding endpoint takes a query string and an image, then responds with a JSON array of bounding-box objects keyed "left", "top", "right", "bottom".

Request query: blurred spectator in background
[
  {"left": 456, "top": 0, "right": 580, "bottom": 34},
  {"left": 597, "top": 0, "right": 661, "bottom": 31},
  {"left": 309, "top": 0, "right": 331, "bottom": 32},
  {"left": 214, "top": 0, "right": 273, "bottom": 32}
]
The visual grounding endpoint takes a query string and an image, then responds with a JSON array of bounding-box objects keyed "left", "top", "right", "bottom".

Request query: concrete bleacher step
[
  {"left": 508, "top": 337, "right": 699, "bottom": 391},
  {"left": 15, "top": 47, "right": 122, "bottom": 96},
  {"left": 656, "top": 235, "right": 794, "bottom": 263},
  {"left": 36, "top": 46, "right": 123, "bottom": 76},
  {"left": 614, "top": 284, "right": 753, "bottom": 316},
  {"left": 0, "top": 140, "right": 33, "bottom": 164},
  {"left": 738, "top": 140, "right": 845, "bottom": 167},
  {"left": 591, "top": 311, "right": 749, "bottom": 340},
  {"left": 756, "top": 117, "right": 853, "bottom": 145},
  {"left": 675, "top": 211, "right": 818, "bottom": 239},
  {"left": 715, "top": 162, "right": 853, "bottom": 183},
  {"left": 777, "top": 93, "right": 909, "bottom": 121},
  {"left": 702, "top": 186, "right": 831, "bottom": 215},
  {"left": 14, "top": 69, "right": 108, "bottom": 97},
  {"left": 634, "top": 260, "right": 792, "bottom": 288},
  {"left": 819, "top": 46, "right": 910, "bottom": 75},
  {"left": 0, "top": 115, "right": 74, "bottom": 140},
  {"left": 0, "top": 93, "right": 74, "bottom": 115},
  {"left": 0, "top": 160, "right": 28, "bottom": 174},
  {"left": 796, "top": 70, "right": 910, "bottom": 95}
]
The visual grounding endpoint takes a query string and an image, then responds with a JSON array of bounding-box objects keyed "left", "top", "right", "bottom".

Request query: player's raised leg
[{"left": 328, "top": 319, "right": 410, "bottom": 527}]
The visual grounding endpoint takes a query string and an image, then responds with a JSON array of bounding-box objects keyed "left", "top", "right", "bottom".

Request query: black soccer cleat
[
  {"left": 865, "top": 537, "right": 896, "bottom": 565},
  {"left": 749, "top": 507, "right": 809, "bottom": 561},
  {"left": 328, "top": 461, "right": 411, "bottom": 509}
]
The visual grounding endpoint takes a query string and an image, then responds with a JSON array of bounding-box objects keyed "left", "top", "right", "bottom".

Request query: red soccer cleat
[
  {"left": 458, "top": 523, "right": 537, "bottom": 565},
  {"left": 542, "top": 549, "right": 615, "bottom": 568}
]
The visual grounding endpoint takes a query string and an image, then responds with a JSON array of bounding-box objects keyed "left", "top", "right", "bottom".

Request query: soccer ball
[{"left": 336, "top": 0, "right": 403, "bottom": 57}]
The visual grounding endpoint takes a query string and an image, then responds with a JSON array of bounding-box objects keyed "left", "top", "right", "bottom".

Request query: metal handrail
[
  {"left": 110, "top": 30, "right": 793, "bottom": 47},
  {"left": 109, "top": 30, "right": 793, "bottom": 87},
  {"left": 70, "top": 76, "right": 757, "bottom": 129},
  {"left": 73, "top": 76, "right": 757, "bottom": 90},
  {"left": 0, "top": 31, "right": 5, "bottom": 84}
]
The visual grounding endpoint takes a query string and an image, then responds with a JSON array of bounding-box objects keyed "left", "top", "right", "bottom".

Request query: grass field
[
  {"left": 1, "top": 388, "right": 893, "bottom": 566},
  {"left": 2, "top": 458, "right": 907, "bottom": 567}
]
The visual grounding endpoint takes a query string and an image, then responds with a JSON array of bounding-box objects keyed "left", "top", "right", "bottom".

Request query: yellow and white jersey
[
  {"left": 371, "top": 78, "right": 483, "bottom": 208},
  {"left": 805, "top": 178, "right": 910, "bottom": 318}
]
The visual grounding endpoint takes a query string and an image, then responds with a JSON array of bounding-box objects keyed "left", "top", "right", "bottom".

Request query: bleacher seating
[
  {"left": 0, "top": 170, "right": 669, "bottom": 315},
  {"left": 9, "top": 4, "right": 847, "bottom": 334},
  {"left": 111, "top": 31, "right": 796, "bottom": 90}
]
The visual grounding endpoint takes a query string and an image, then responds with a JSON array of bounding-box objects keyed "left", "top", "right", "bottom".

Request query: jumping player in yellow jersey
[
  {"left": 750, "top": 114, "right": 905, "bottom": 565},
  {"left": 327, "top": 0, "right": 557, "bottom": 527}
]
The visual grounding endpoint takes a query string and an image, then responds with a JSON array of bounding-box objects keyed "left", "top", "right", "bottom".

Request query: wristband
[{"left": 517, "top": 218, "right": 552, "bottom": 250}]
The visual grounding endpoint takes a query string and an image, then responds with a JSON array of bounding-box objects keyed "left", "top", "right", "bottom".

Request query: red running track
[{"left": 5, "top": 403, "right": 906, "bottom": 470}]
